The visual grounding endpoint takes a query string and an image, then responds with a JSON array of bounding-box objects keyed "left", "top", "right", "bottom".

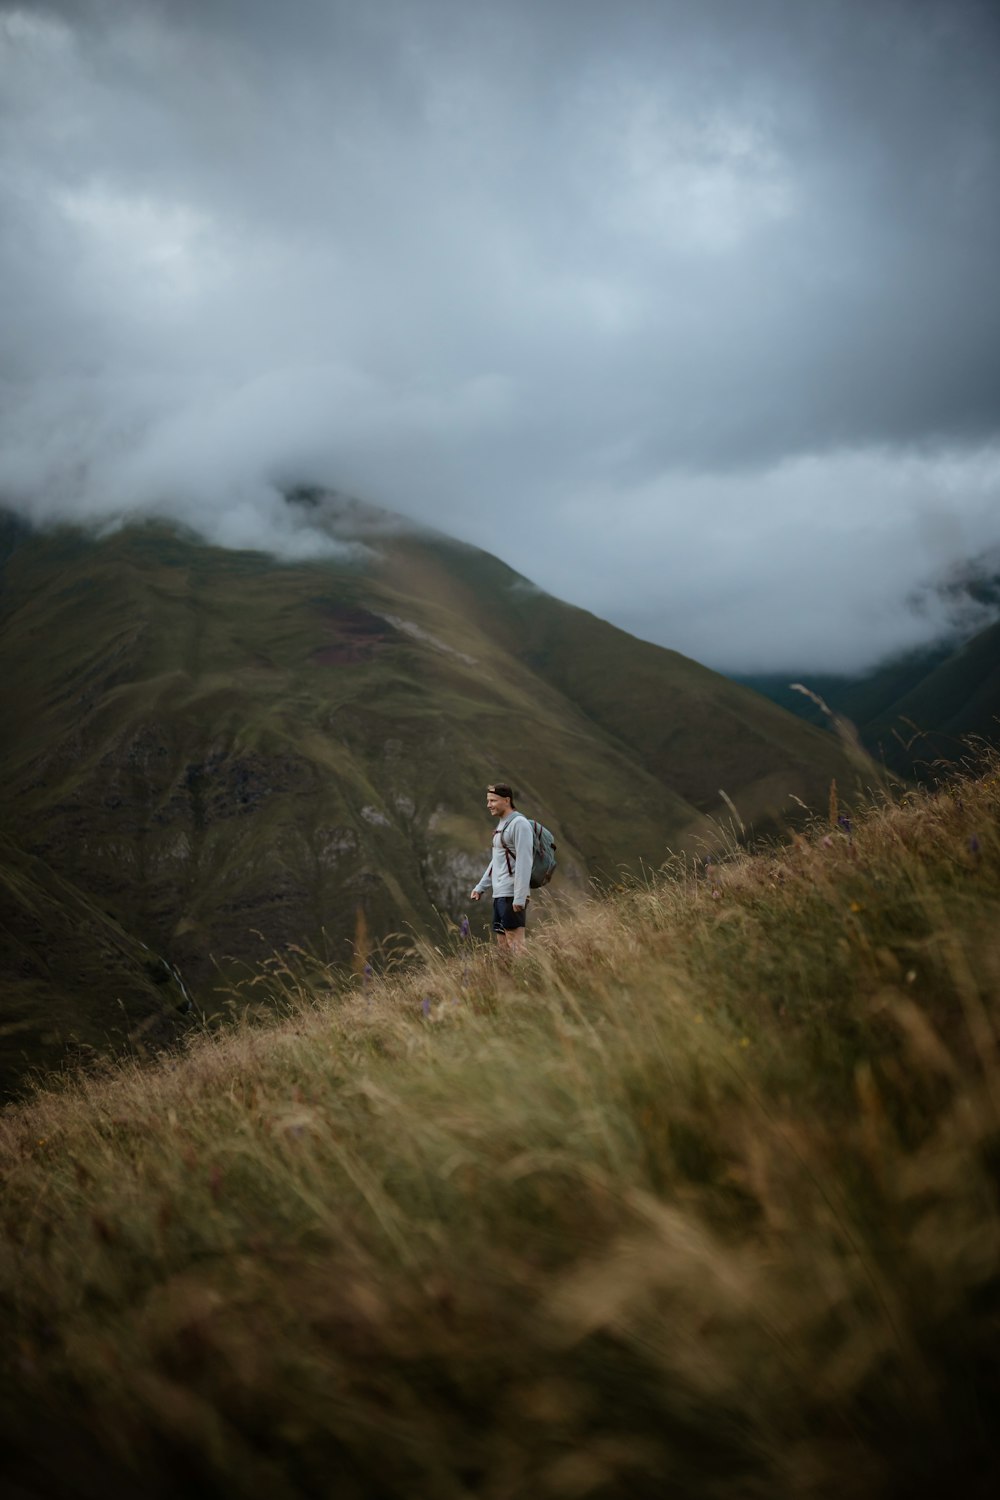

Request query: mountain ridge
[{"left": 1, "top": 497, "right": 859, "bottom": 1088}]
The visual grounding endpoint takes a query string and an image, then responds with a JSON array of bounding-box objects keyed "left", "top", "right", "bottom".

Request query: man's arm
[
  {"left": 470, "top": 862, "right": 493, "bottom": 900},
  {"left": 512, "top": 817, "right": 533, "bottom": 909}
]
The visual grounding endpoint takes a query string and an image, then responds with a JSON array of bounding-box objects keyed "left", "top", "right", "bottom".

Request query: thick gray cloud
[{"left": 2, "top": 0, "right": 999, "bottom": 671}]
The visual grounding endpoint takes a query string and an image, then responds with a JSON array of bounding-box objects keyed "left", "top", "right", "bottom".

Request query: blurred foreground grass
[{"left": 2, "top": 758, "right": 999, "bottom": 1499}]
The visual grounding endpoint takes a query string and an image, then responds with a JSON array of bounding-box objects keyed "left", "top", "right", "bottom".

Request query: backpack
[{"left": 499, "top": 814, "right": 558, "bottom": 889}]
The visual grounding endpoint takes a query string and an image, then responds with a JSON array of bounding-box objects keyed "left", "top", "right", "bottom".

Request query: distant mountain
[
  {"left": 863, "top": 618, "right": 1000, "bottom": 772},
  {"left": 736, "top": 616, "right": 1000, "bottom": 776},
  {"left": 735, "top": 644, "right": 952, "bottom": 731},
  {"left": 1, "top": 495, "right": 858, "bottom": 1082}
]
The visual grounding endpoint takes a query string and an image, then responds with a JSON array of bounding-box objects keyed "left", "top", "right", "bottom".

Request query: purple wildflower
[
  {"left": 838, "top": 815, "right": 853, "bottom": 836},
  {"left": 459, "top": 916, "right": 471, "bottom": 939},
  {"left": 421, "top": 997, "right": 432, "bottom": 1017},
  {"left": 969, "top": 835, "right": 981, "bottom": 856},
  {"left": 363, "top": 962, "right": 373, "bottom": 984}
]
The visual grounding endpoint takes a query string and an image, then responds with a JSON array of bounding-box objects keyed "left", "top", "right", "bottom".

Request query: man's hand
[
  {"left": 470, "top": 890, "right": 482, "bottom": 901},
  {"left": 513, "top": 903, "right": 524, "bottom": 913}
]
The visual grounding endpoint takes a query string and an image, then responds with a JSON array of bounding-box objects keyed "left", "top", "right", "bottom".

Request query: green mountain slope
[
  {"left": 734, "top": 643, "right": 953, "bottom": 731},
  {"left": 0, "top": 498, "right": 856, "bottom": 1039},
  {"left": 411, "top": 531, "right": 853, "bottom": 827},
  {"left": 863, "top": 617, "right": 1000, "bottom": 771},
  {"left": 737, "top": 616, "right": 1000, "bottom": 775}
]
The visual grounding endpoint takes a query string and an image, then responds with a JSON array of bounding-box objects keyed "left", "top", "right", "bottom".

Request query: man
[{"left": 470, "top": 782, "right": 533, "bottom": 953}]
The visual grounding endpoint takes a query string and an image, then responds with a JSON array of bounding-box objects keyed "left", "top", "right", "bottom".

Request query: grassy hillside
[
  {"left": 1, "top": 760, "right": 997, "bottom": 1498},
  {"left": 0, "top": 500, "right": 859, "bottom": 1080}
]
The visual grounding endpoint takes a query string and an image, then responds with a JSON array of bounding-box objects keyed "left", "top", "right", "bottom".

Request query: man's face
[{"left": 486, "top": 791, "right": 510, "bottom": 818}]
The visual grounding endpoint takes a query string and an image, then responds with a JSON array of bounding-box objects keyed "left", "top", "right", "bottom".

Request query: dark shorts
[{"left": 492, "top": 897, "right": 527, "bottom": 933}]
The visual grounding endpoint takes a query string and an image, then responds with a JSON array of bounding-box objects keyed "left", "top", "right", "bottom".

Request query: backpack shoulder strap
[
  {"left": 498, "top": 813, "right": 530, "bottom": 874},
  {"left": 498, "top": 812, "right": 531, "bottom": 848}
]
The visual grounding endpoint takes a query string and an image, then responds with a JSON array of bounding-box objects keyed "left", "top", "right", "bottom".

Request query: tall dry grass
[{"left": 1, "top": 758, "right": 999, "bottom": 1498}]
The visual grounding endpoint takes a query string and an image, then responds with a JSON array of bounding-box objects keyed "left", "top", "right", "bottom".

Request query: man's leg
[
  {"left": 492, "top": 897, "right": 527, "bottom": 956},
  {"left": 505, "top": 924, "right": 527, "bottom": 956},
  {"left": 491, "top": 898, "right": 509, "bottom": 952}
]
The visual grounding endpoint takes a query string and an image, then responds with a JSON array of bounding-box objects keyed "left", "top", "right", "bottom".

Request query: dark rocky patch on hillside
[{"left": 0, "top": 835, "right": 189, "bottom": 1095}]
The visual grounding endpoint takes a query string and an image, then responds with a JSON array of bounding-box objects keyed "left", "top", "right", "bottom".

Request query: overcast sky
[{"left": 2, "top": 0, "right": 999, "bottom": 673}]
